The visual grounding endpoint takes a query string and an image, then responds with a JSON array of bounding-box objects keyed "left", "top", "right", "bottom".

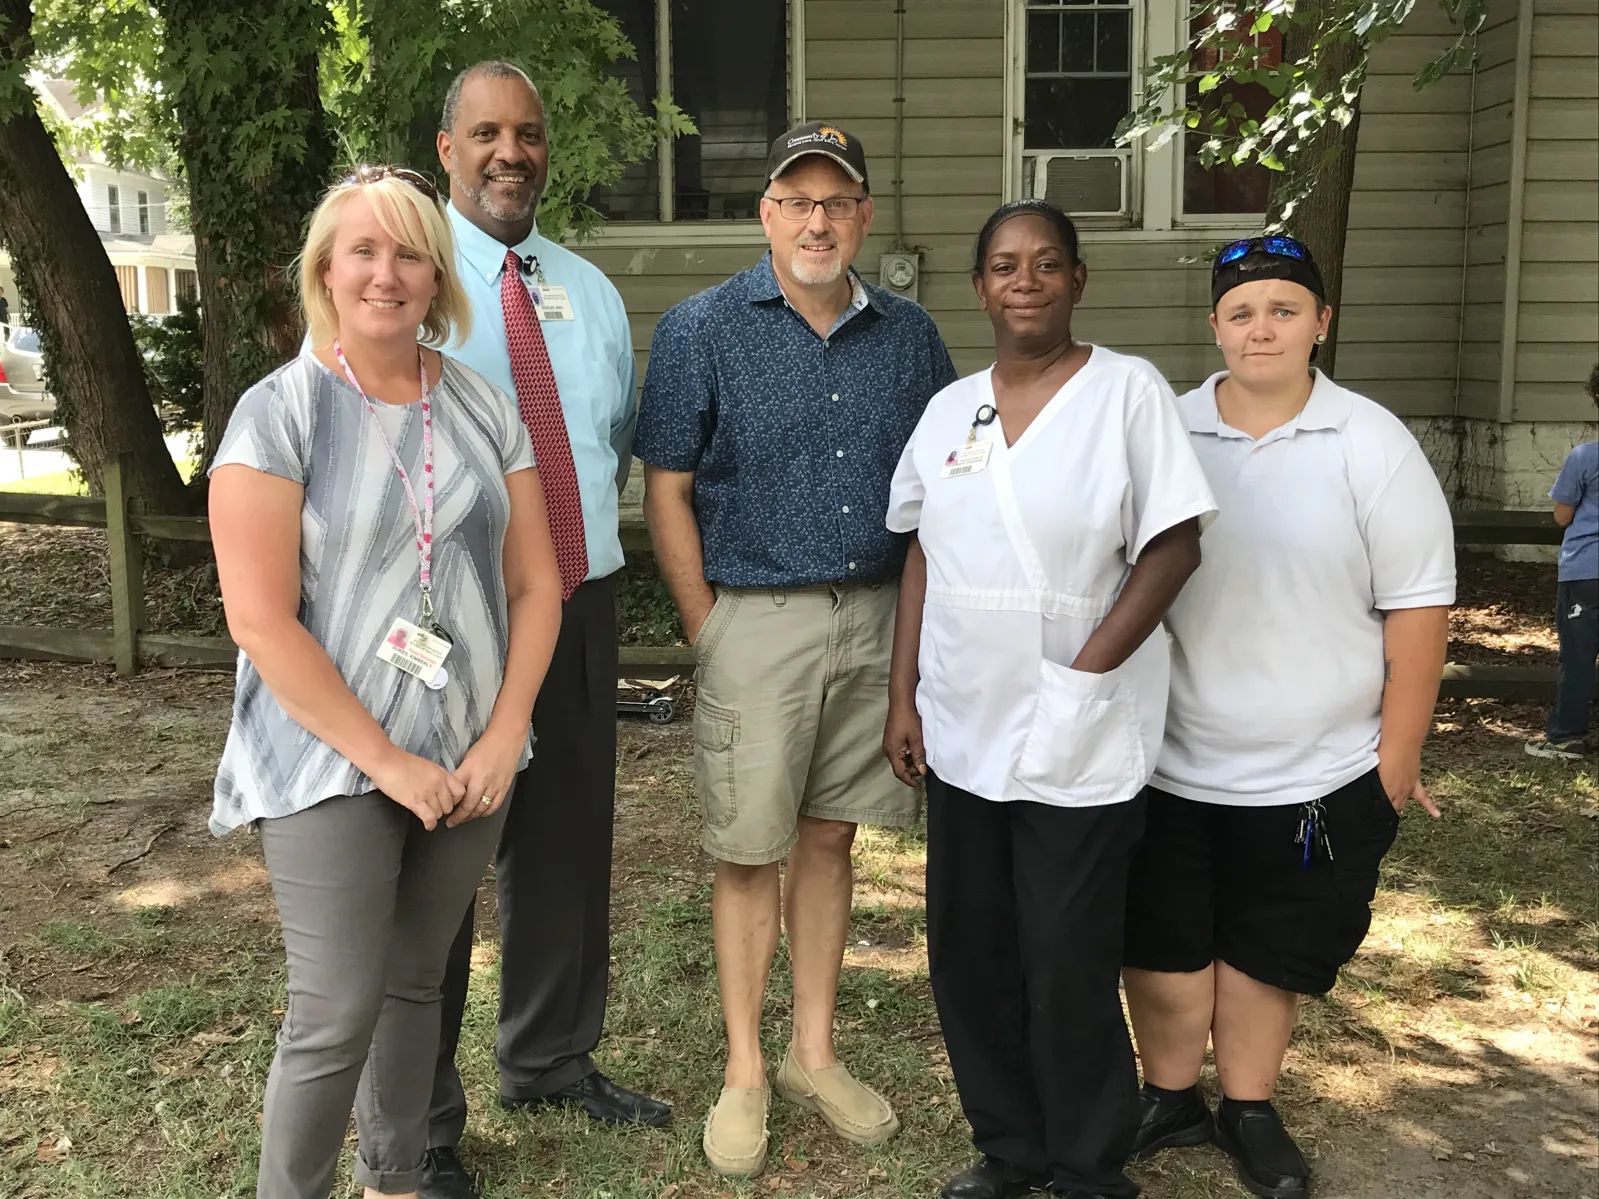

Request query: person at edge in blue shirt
[
  {"left": 418, "top": 60, "right": 670, "bottom": 1199},
  {"left": 1526, "top": 361, "right": 1599, "bottom": 760},
  {"left": 636, "top": 122, "right": 957, "bottom": 1179}
]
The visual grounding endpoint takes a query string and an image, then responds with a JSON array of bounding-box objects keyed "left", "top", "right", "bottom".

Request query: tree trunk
[
  {"left": 1271, "top": 5, "right": 1365, "bottom": 377},
  {"left": 156, "top": 0, "right": 333, "bottom": 471},
  {"left": 0, "top": 1, "right": 190, "bottom": 510}
]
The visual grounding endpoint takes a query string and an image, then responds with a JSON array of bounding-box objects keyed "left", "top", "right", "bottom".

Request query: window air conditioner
[{"left": 1025, "top": 151, "right": 1130, "bottom": 217}]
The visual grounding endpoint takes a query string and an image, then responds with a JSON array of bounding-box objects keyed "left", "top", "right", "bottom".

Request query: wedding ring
[{"left": 480, "top": 795, "right": 492, "bottom": 806}]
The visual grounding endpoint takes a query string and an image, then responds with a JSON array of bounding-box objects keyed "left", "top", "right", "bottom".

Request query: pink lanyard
[{"left": 333, "top": 340, "right": 437, "bottom": 621}]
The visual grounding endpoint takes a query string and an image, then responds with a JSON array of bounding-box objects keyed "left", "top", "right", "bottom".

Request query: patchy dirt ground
[{"left": 0, "top": 529, "right": 1596, "bottom": 1198}]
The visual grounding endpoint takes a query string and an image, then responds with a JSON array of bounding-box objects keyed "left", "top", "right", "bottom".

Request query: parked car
[{"left": 0, "top": 324, "right": 57, "bottom": 427}]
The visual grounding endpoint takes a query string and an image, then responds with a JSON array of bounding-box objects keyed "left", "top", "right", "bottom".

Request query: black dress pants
[
  {"left": 926, "top": 771, "right": 1146, "bottom": 1198},
  {"left": 428, "top": 572, "right": 619, "bottom": 1147}
]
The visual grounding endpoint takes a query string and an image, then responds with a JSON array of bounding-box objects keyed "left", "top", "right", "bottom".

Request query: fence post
[{"left": 104, "top": 453, "right": 145, "bottom": 677}]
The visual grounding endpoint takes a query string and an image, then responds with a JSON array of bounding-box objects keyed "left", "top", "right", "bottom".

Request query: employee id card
[
  {"left": 525, "top": 280, "right": 575, "bottom": 322},
  {"left": 377, "top": 618, "right": 453, "bottom": 690},
  {"left": 940, "top": 440, "right": 993, "bottom": 478}
]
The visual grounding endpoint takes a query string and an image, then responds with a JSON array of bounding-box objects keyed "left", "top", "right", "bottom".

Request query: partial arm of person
[
  {"left": 611, "top": 304, "right": 640, "bottom": 496},
  {"left": 447, "top": 466, "right": 563, "bottom": 826},
  {"left": 209, "top": 465, "right": 464, "bottom": 828},
  {"left": 884, "top": 536, "right": 928, "bottom": 785},
  {"left": 1554, "top": 502, "right": 1577, "bottom": 528},
  {"left": 1071, "top": 519, "right": 1202, "bottom": 674},
  {"left": 643, "top": 464, "right": 718, "bottom": 643},
  {"left": 1550, "top": 445, "right": 1586, "bottom": 529},
  {"left": 1377, "top": 606, "right": 1449, "bottom": 816}
]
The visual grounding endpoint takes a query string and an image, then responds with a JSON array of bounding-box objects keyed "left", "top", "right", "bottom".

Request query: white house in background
[{"left": 0, "top": 78, "right": 197, "bottom": 318}]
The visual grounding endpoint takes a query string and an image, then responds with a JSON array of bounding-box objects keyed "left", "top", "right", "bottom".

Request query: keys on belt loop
[{"left": 1294, "top": 798, "right": 1334, "bottom": 869}]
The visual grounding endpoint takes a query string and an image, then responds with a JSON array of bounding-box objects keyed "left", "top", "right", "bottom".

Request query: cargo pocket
[
  {"left": 694, "top": 699, "right": 739, "bottom": 828},
  {"left": 1015, "top": 660, "right": 1144, "bottom": 795}
]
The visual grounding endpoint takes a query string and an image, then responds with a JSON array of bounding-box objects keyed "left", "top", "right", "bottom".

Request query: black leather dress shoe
[
  {"left": 418, "top": 1146, "right": 478, "bottom": 1199},
  {"left": 502, "top": 1071, "right": 673, "bottom": 1127},
  {"left": 1129, "top": 1082, "right": 1215, "bottom": 1162},
  {"left": 939, "top": 1154, "right": 1050, "bottom": 1199},
  {"left": 1213, "top": 1101, "right": 1310, "bottom": 1199}
]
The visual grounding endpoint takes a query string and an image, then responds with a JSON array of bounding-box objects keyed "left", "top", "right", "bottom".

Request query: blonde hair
[{"left": 299, "top": 172, "right": 471, "bottom": 350}]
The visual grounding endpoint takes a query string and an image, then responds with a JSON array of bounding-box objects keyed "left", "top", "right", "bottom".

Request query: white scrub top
[
  {"left": 886, "top": 347, "right": 1218, "bottom": 808},
  {"left": 1153, "top": 370, "right": 1457, "bottom": 807}
]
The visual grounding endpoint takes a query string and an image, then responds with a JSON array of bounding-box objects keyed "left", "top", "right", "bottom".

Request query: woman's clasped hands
[{"left": 367, "top": 722, "right": 526, "bottom": 830}]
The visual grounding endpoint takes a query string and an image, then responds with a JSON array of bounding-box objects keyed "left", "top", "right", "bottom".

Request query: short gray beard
[
  {"left": 790, "top": 247, "right": 844, "bottom": 286},
  {"left": 460, "top": 176, "right": 539, "bottom": 225}
]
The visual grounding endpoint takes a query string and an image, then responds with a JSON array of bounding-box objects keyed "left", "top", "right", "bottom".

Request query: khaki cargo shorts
[{"left": 691, "top": 581, "right": 921, "bottom": 865}]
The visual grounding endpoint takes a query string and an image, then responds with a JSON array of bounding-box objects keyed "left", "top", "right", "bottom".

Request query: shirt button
[
  {"left": 842, "top": 505, "right": 850, "bottom": 514},
  {"left": 831, "top": 393, "right": 840, "bottom": 401},
  {"left": 836, "top": 449, "right": 845, "bottom": 458},
  {"left": 848, "top": 561, "right": 857, "bottom": 570}
]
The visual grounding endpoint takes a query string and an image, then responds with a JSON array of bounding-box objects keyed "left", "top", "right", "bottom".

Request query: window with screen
[
  {"left": 137, "top": 190, "right": 151, "bottom": 234},
  {"left": 107, "top": 184, "right": 122, "bottom": 234},
  {"left": 145, "top": 266, "right": 169, "bottom": 314},
  {"left": 175, "top": 269, "right": 199, "bottom": 303},
  {"left": 1020, "top": 0, "right": 1136, "bottom": 215},
  {"left": 1181, "top": 12, "right": 1279, "bottom": 216},
  {"left": 114, "top": 264, "right": 138, "bottom": 311},
  {"left": 589, "top": 0, "right": 790, "bottom": 223}
]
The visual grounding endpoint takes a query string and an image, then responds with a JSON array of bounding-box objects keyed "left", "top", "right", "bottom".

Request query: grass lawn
[
  {"left": 0, "top": 468, "right": 87, "bottom": 496},
  {"left": 0, "top": 661, "right": 1594, "bottom": 1199}
]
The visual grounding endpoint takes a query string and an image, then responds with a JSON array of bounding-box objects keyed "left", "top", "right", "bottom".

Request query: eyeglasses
[
  {"left": 767, "top": 195, "right": 866, "bottom": 221},
  {"left": 339, "top": 164, "right": 442, "bottom": 206},
  {"left": 1216, "top": 235, "right": 1309, "bottom": 266}
]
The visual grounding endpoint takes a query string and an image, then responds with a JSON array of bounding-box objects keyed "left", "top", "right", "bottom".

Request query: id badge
[
  {"left": 940, "top": 440, "right": 993, "bottom": 479},
  {"left": 527, "top": 282, "right": 575, "bottom": 322},
  {"left": 377, "top": 618, "right": 453, "bottom": 690}
]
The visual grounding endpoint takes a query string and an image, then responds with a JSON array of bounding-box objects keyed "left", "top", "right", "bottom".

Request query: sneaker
[
  {"left": 1525, "top": 737, "right": 1588, "bottom": 761},
  {"left": 1213, "top": 1100, "right": 1310, "bottom": 1199},
  {"left": 1129, "top": 1082, "right": 1215, "bottom": 1162}
]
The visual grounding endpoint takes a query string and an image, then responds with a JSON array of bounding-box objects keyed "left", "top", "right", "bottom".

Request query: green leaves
[{"left": 1115, "top": 0, "right": 1481, "bottom": 226}]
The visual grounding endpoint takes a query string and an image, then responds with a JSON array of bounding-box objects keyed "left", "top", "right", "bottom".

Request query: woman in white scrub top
[
  {"left": 882, "top": 201, "right": 1217, "bottom": 1199},
  {"left": 1121, "top": 237, "right": 1454, "bottom": 1199}
]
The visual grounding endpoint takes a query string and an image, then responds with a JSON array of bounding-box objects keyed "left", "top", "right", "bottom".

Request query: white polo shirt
[
  {"left": 1153, "top": 370, "right": 1456, "bottom": 808},
  {"left": 887, "top": 347, "right": 1217, "bottom": 808}
]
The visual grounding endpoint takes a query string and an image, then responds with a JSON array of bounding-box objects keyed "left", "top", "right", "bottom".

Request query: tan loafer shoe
[
  {"left": 703, "top": 1085, "right": 769, "bottom": 1177},
  {"left": 773, "top": 1047, "right": 900, "bottom": 1146}
]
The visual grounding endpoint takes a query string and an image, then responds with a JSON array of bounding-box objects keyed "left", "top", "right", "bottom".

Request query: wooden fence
[{"left": 0, "top": 454, "right": 1570, "bottom": 698}]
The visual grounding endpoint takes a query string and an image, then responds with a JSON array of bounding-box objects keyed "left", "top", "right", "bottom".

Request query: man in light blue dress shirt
[{"left": 423, "top": 61, "right": 669, "bottom": 1199}]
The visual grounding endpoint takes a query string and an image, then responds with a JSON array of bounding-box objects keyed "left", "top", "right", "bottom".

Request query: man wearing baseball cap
[{"left": 635, "top": 121, "right": 956, "bottom": 1176}]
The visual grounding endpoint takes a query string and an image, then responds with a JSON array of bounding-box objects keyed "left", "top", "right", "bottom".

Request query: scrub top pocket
[{"left": 1016, "top": 659, "right": 1145, "bottom": 798}]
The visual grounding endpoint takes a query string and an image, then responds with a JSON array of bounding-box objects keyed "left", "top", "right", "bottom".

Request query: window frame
[
  {"left": 585, "top": 0, "right": 805, "bottom": 244},
  {"left": 1004, "top": 0, "right": 1147, "bottom": 229},
  {"left": 137, "top": 190, "right": 151, "bottom": 235},
  {"left": 1003, "top": 0, "right": 1267, "bottom": 233},
  {"left": 1169, "top": 2, "right": 1273, "bottom": 229},
  {"left": 107, "top": 183, "right": 122, "bottom": 235}
]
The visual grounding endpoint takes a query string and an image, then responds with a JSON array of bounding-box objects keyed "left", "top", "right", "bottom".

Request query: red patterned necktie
[{"left": 501, "top": 250, "right": 588, "bottom": 601}]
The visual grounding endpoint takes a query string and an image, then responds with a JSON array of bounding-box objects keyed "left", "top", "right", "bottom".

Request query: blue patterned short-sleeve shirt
[{"left": 635, "top": 253, "right": 957, "bottom": 587}]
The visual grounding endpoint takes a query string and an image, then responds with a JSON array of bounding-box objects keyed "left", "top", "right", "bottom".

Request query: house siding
[{"left": 580, "top": 0, "right": 1478, "bottom": 420}]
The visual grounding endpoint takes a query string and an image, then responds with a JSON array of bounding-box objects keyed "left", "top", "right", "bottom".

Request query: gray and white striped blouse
[{"left": 207, "top": 348, "right": 536, "bottom": 835}]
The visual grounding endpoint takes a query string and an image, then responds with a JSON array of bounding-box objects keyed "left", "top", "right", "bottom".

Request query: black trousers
[
  {"left": 1548, "top": 577, "right": 1599, "bottom": 742},
  {"left": 926, "top": 772, "right": 1146, "bottom": 1198},
  {"left": 428, "top": 572, "right": 619, "bottom": 1147}
]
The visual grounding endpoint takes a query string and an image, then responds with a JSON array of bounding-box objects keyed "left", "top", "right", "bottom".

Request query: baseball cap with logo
[{"left": 766, "top": 121, "right": 870, "bottom": 191}]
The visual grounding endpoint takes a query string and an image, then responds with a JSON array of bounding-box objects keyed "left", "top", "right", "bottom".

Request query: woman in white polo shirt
[
  {"left": 1122, "top": 237, "right": 1455, "bottom": 1199},
  {"left": 883, "top": 200, "right": 1216, "bottom": 1199}
]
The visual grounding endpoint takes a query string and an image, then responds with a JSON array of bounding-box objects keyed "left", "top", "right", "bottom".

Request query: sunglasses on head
[
  {"left": 1216, "top": 235, "right": 1309, "bottom": 266},
  {"left": 338, "top": 164, "right": 442, "bottom": 205}
]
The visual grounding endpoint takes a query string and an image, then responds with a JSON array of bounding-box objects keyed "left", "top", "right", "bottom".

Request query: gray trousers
[
  {"left": 256, "top": 792, "right": 507, "bottom": 1199},
  {"left": 429, "top": 572, "right": 618, "bottom": 1146}
]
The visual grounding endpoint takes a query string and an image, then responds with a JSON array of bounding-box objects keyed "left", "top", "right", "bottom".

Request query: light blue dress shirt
[{"left": 446, "top": 202, "right": 637, "bottom": 582}]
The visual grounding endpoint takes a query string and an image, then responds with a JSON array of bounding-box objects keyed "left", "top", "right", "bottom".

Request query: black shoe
[
  {"left": 1213, "top": 1100, "right": 1310, "bottom": 1199},
  {"left": 939, "top": 1154, "right": 1051, "bottom": 1199},
  {"left": 502, "top": 1071, "right": 673, "bottom": 1127},
  {"left": 418, "top": 1147, "right": 478, "bottom": 1199},
  {"left": 1129, "top": 1082, "right": 1215, "bottom": 1162}
]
